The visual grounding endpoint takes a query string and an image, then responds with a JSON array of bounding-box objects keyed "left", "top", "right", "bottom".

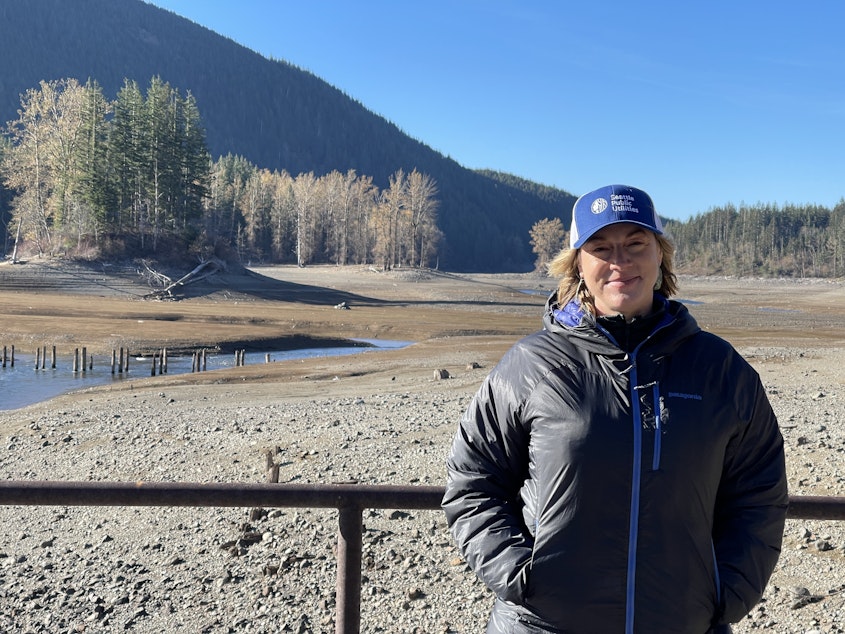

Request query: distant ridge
[{"left": 0, "top": 0, "right": 575, "bottom": 271}]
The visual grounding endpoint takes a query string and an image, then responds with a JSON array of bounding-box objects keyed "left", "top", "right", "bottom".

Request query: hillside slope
[{"left": 0, "top": 0, "right": 575, "bottom": 271}]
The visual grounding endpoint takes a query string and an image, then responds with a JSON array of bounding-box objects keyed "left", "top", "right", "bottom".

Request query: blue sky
[{"left": 147, "top": 1, "right": 845, "bottom": 221}]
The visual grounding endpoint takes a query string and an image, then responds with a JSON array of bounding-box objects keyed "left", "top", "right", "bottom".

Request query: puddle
[{"left": 0, "top": 339, "right": 411, "bottom": 411}]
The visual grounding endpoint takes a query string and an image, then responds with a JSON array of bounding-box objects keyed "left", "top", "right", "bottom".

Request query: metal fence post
[{"left": 336, "top": 504, "right": 364, "bottom": 634}]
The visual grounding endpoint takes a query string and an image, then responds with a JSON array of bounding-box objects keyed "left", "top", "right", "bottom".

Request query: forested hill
[{"left": 0, "top": 0, "right": 575, "bottom": 272}]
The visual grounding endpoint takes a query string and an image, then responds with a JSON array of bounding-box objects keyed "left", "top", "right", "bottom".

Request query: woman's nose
[{"left": 608, "top": 245, "right": 630, "bottom": 265}]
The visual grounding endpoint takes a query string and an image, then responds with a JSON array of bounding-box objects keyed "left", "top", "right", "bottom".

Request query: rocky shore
[{"left": 0, "top": 263, "right": 844, "bottom": 633}]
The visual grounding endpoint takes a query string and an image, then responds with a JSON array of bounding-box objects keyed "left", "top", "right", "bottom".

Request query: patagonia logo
[{"left": 668, "top": 391, "right": 703, "bottom": 401}]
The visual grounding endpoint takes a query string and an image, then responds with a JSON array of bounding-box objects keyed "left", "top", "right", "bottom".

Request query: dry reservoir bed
[{"left": 0, "top": 262, "right": 843, "bottom": 633}]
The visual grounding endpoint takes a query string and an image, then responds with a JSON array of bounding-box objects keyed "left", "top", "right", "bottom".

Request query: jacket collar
[
  {"left": 550, "top": 293, "right": 671, "bottom": 328},
  {"left": 544, "top": 292, "right": 699, "bottom": 354}
]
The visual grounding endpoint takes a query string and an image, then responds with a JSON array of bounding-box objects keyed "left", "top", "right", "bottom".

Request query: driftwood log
[{"left": 143, "top": 259, "right": 225, "bottom": 299}]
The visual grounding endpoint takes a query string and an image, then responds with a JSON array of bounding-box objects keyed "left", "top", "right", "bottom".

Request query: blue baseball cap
[{"left": 569, "top": 184, "right": 663, "bottom": 248}]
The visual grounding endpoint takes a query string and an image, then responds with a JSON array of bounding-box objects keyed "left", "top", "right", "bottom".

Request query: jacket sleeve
[
  {"left": 713, "top": 359, "right": 789, "bottom": 624},
  {"left": 441, "top": 353, "right": 535, "bottom": 604}
]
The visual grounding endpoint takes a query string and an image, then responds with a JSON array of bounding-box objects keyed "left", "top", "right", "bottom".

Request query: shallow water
[{"left": 0, "top": 339, "right": 410, "bottom": 411}]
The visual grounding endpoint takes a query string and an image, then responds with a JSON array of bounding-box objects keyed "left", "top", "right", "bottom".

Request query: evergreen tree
[
  {"left": 109, "top": 79, "right": 147, "bottom": 238},
  {"left": 178, "top": 91, "right": 210, "bottom": 229},
  {"left": 144, "top": 75, "right": 176, "bottom": 250},
  {"left": 75, "top": 79, "right": 112, "bottom": 240}
]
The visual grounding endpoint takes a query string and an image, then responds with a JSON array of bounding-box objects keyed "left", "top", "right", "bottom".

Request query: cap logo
[
  {"left": 590, "top": 198, "right": 608, "bottom": 214},
  {"left": 611, "top": 193, "right": 639, "bottom": 214}
]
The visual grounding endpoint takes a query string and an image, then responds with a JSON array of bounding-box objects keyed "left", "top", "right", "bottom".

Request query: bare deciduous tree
[
  {"left": 529, "top": 217, "right": 566, "bottom": 273},
  {"left": 406, "top": 169, "right": 440, "bottom": 267},
  {"left": 291, "top": 171, "right": 317, "bottom": 266}
]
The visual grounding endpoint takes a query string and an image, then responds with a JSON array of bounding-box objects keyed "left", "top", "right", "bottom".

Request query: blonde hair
[{"left": 547, "top": 233, "right": 678, "bottom": 316}]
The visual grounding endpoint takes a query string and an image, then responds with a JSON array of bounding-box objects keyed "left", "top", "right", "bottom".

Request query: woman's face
[{"left": 577, "top": 223, "right": 663, "bottom": 319}]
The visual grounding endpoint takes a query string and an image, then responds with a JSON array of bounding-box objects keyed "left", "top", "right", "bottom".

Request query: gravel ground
[
  {"left": 1, "top": 348, "right": 843, "bottom": 634},
  {"left": 0, "top": 380, "right": 485, "bottom": 633},
  {"left": 0, "top": 266, "right": 844, "bottom": 633}
]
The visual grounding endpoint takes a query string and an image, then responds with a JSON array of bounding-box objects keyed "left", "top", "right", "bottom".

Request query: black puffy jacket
[{"left": 442, "top": 295, "right": 788, "bottom": 633}]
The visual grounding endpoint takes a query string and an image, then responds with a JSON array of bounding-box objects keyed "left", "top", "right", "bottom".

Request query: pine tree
[
  {"left": 109, "top": 79, "right": 147, "bottom": 239},
  {"left": 75, "top": 79, "right": 112, "bottom": 241}
]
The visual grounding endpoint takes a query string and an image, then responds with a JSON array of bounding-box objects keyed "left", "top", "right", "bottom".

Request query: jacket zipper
[
  {"left": 652, "top": 382, "right": 662, "bottom": 470},
  {"left": 626, "top": 360, "right": 642, "bottom": 634},
  {"left": 626, "top": 364, "right": 664, "bottom": 632},
  {"left": 595, "top": 314, "right": 671, "bottom": 633}
]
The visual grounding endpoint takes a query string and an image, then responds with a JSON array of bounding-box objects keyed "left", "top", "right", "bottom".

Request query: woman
[{"left": 442, "top": 184, "right": 788, "bottom": 633}]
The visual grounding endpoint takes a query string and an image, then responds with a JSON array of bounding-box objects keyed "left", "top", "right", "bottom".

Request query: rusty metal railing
[{"left": 0, "top": 481, "right": 840, "bottom": 633}]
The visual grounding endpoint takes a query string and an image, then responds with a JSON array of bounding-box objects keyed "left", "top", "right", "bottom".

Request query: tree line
[
  {"left": 529, "top": 201, "right": 845, "bottom": 279},
  {"left": 1, "top": 77, "right": 209, "bottom": 259},
  {"left": 207, "top": 155, "right": 440, "bottom": 268},
  {"left": 0, "top": 77, "right": 441, "bottom": 269},
  {"left": 5, "top": 78, "right": 844, "bottom": 278},
  {"left": 665, "top": 202, "right": 845, "bottom": 278}
]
